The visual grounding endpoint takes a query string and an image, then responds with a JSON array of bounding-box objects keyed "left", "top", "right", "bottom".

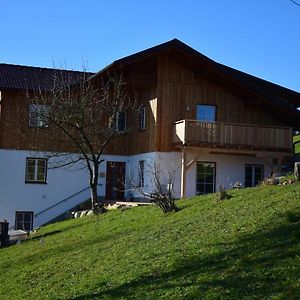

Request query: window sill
[
  {"left": 25, "top": 181, "right": 47, "bottom": 184},
  {"left": 28, "top": 125, "right": 49, "bottom": 129}
]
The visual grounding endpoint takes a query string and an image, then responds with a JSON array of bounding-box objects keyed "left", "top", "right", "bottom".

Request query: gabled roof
[
  {"left": 0, "top": 63, "right": 94, "bottom": 90},
  {"left": 94, "top": 39, "right": 300, "bottom": 105},
  {"left": 91, "top": 38, "right": 300, "bottom": 128}
]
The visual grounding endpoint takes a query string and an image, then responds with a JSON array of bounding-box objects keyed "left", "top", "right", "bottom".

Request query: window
[
  {"left": 139, "top": 106, "right": 146, "bottom": 130},
  {"left": 245, "top": 164, "right": 264, "bottom": 187},
  {"left": 196, "top": 104, "right": 216, "bottom": 122},
  {"left": 15, "top": 211, "right": 33, "bottom": 231},
  {"left": 29, "top": 104, "right": 49, "bottom": 128},
  {"left": 116, "top": 111, "right": 127, "bottom": 132},
  {"left": 138, "top": 160, "right": 145, "bottom": 187},
  {"left": 196, "top": 162, "right": 216, "bottom": 195},
  {"left": 25, "top": 158, "right": 47, "bottom": 183}
]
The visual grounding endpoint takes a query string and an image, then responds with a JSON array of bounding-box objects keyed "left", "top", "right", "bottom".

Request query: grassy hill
[{"left": 1, "top": 183, "right": 300, "bottom": 299}]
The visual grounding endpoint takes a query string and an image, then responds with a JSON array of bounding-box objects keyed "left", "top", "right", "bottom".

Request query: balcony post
[
  {"left": 180, "top": 149, "right": 186, "bottom": 199},
  {"left": 183, "top": 120, "right": 186, "bottom": 145}
]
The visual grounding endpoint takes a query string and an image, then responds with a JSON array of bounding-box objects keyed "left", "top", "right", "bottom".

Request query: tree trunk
[
  {"left": 90, "top": 162, "right": 99, "bottom": 211},
  {"left": 90, "top": 183, "right": 98, "bottom": 210},
  {"left": 295, "top": 162, "right": 300, "bottom": 181}
]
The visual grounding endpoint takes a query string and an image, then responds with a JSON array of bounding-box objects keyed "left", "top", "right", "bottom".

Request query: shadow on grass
[
  {"left": 69, "top": 220, "right": 300, "bottom": 300},
  {"left": 30, "top": 230, "right": 63, "bottom": 240}
]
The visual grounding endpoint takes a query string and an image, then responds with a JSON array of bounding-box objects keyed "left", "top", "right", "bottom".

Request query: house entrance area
[
  {"left": 105, "top": 161, "right": 126, "bottom": 200},
  {"left": 196, "top": 162, "right": 216, "bottom": 195}
]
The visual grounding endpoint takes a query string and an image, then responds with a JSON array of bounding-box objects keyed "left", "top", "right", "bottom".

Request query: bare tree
[
  {"left": 128, "top": 159, "right": 179, "bottom": 213},
  {"left": 26, "top": 69, "right": 137, "bottom": 212}
]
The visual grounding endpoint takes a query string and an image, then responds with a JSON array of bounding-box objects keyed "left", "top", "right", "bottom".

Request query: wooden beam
[
  {"left": 180, "top": 149, "right": 186, "bottom": 199},
  {"left": 186, "top": 154, "right": 201, "bottom": 170},
  {"left": 174, "top": 145, "right": 291, "bottom": 158}
]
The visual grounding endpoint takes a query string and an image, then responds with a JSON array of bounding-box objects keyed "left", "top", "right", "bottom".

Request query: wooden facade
[
  {"left": 1, "top": 43, "right": 299, "bottom": 157},
  {"left": 156, "top": 55, "right": 289, "bottom": 153}
]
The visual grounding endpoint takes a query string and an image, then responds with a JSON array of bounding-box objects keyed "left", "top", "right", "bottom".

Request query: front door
[{"left": 105, "top": 162, "right": 126, "bottom": 200}]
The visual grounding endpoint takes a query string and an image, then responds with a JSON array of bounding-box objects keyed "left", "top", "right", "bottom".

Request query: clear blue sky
[{"left": 1, "top": 0, "right": 300, "bottom": 91}]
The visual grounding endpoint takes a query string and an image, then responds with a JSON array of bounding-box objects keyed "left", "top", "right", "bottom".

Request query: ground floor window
[
  {"left": 25, "top": 158, "right": 47, "bottom": 183},
  {"left": 245, "top": 164, "right": 264, "bottom": 187},
  {"left": 196, "top": 162, "right": 216, "bottom": 195},
  {"left": 15, "top": 211, "right": 34, "bottom": 231}
]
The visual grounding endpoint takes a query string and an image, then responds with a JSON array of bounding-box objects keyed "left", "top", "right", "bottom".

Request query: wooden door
[{"left": 105, "top": 161, "right": 126, "bottom": 200}]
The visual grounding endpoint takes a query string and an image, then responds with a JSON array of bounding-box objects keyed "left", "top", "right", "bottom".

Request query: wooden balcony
[{"left": 173, "top": 120, "right": 293, "bottom": 153}]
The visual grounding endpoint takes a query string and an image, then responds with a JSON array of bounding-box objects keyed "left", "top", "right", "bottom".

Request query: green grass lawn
[
  {"left": 1, "top": 184, "right": 300, "bottom": 299},
  {"left": 294, "top": 135, "right": 300, "bottom": 155}
]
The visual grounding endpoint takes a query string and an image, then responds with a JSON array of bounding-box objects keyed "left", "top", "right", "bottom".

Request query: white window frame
[
  {"left": 25, "top": 158, "right": 47, "bottom": 183},
  {"left": 29, "top": 104, "right": 49, "bottom": 128},
  {"left": 15, "top": 211, "right": 34, "bottom": 231},
  {"left": 139, "top": 106, "right": 146, "bottom": 130}
]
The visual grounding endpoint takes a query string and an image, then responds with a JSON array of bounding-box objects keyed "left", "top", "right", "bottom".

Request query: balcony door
[
  {"left": 245, "top": 164, "right": 264, "bottom": 187},
  {"left": 196, "top": 162, "right": 216, "bottom": 195},
  {"left": 196, "top": 105, "right": 216, "bottom": 122}
]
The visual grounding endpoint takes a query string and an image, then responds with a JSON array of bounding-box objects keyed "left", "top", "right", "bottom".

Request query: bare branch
[{"left": 290, "top": 0, "right": 300, "bottom": 6}]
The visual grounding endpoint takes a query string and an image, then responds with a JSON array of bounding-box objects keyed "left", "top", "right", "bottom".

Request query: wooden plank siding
[
  {"left": 157, "top": 55, "right": 287, "bottom": 152},
  {"left": 0, "top": 84, "right": 159, "bottom": 156},
  {"left": 0, "top": 54, "right": 294, "bottom": 156}
]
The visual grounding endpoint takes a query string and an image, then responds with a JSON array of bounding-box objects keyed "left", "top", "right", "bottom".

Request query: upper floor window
[
  {"left": 196, "top": 104, "right": 216, "bottom": 122},
  {"left": 116, "top": 111, "right": 127, "bottom": 132},
  {"left": 25, "top": 158, "right": 47, "bottom": 183},
  {"left": 29, "top": 104, "right": 49, "bottom": 128},
  {"left": 139, "top": 106, "right": 146, "bottom": 130}
]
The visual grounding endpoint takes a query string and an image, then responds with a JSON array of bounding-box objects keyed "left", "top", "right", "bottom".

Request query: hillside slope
[{"left": 1, "top": 184, "right": 300, "bottom": 299}]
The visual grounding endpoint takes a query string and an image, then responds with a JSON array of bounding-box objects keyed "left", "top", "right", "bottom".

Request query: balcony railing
[{"left": 173, "top": 120, "right": 293, "bottom": 152}]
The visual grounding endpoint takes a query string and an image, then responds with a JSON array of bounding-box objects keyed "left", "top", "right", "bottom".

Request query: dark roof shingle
[{"left": 0, "top": 63, "right": 94, "bottom": 90}]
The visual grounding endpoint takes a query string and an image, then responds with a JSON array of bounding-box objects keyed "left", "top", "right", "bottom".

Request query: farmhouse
[{"left": 1, "top": 39, "right": 300, "bottom": 230}]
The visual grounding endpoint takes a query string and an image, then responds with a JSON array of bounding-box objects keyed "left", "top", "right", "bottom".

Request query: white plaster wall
[
  {"left": 126, "top": 152, "right": 181, "bottom": 200},
  {"left": 0, "top": 150, "right": 128, "bottom": 228},
  {"left": 127, "top": 151, "right": 271, "bottom": 199},
  {"left": 184, "top": 152, "right": 271, "bottom": 197},
  {"left": 0, "top": 149, "right": 272, "bottom": 229}
]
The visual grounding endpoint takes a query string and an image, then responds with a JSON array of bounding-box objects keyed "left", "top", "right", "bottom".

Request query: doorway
[{"left": 105, "top": 161, "right": 126, "bottom": 200}]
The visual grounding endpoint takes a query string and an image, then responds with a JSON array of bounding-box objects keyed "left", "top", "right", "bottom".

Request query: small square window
[
  {"left": 196, "top": 105, "right": 216, "bottom": 122},
  {"left": 15, "top": 211, "right": 33, "bottom": 231},
  {"left": 29, "top": 104, "right": 49, "bottom": 128},
  {"left": 25, "top": 158, "right": 47, "bottom": 183}
]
